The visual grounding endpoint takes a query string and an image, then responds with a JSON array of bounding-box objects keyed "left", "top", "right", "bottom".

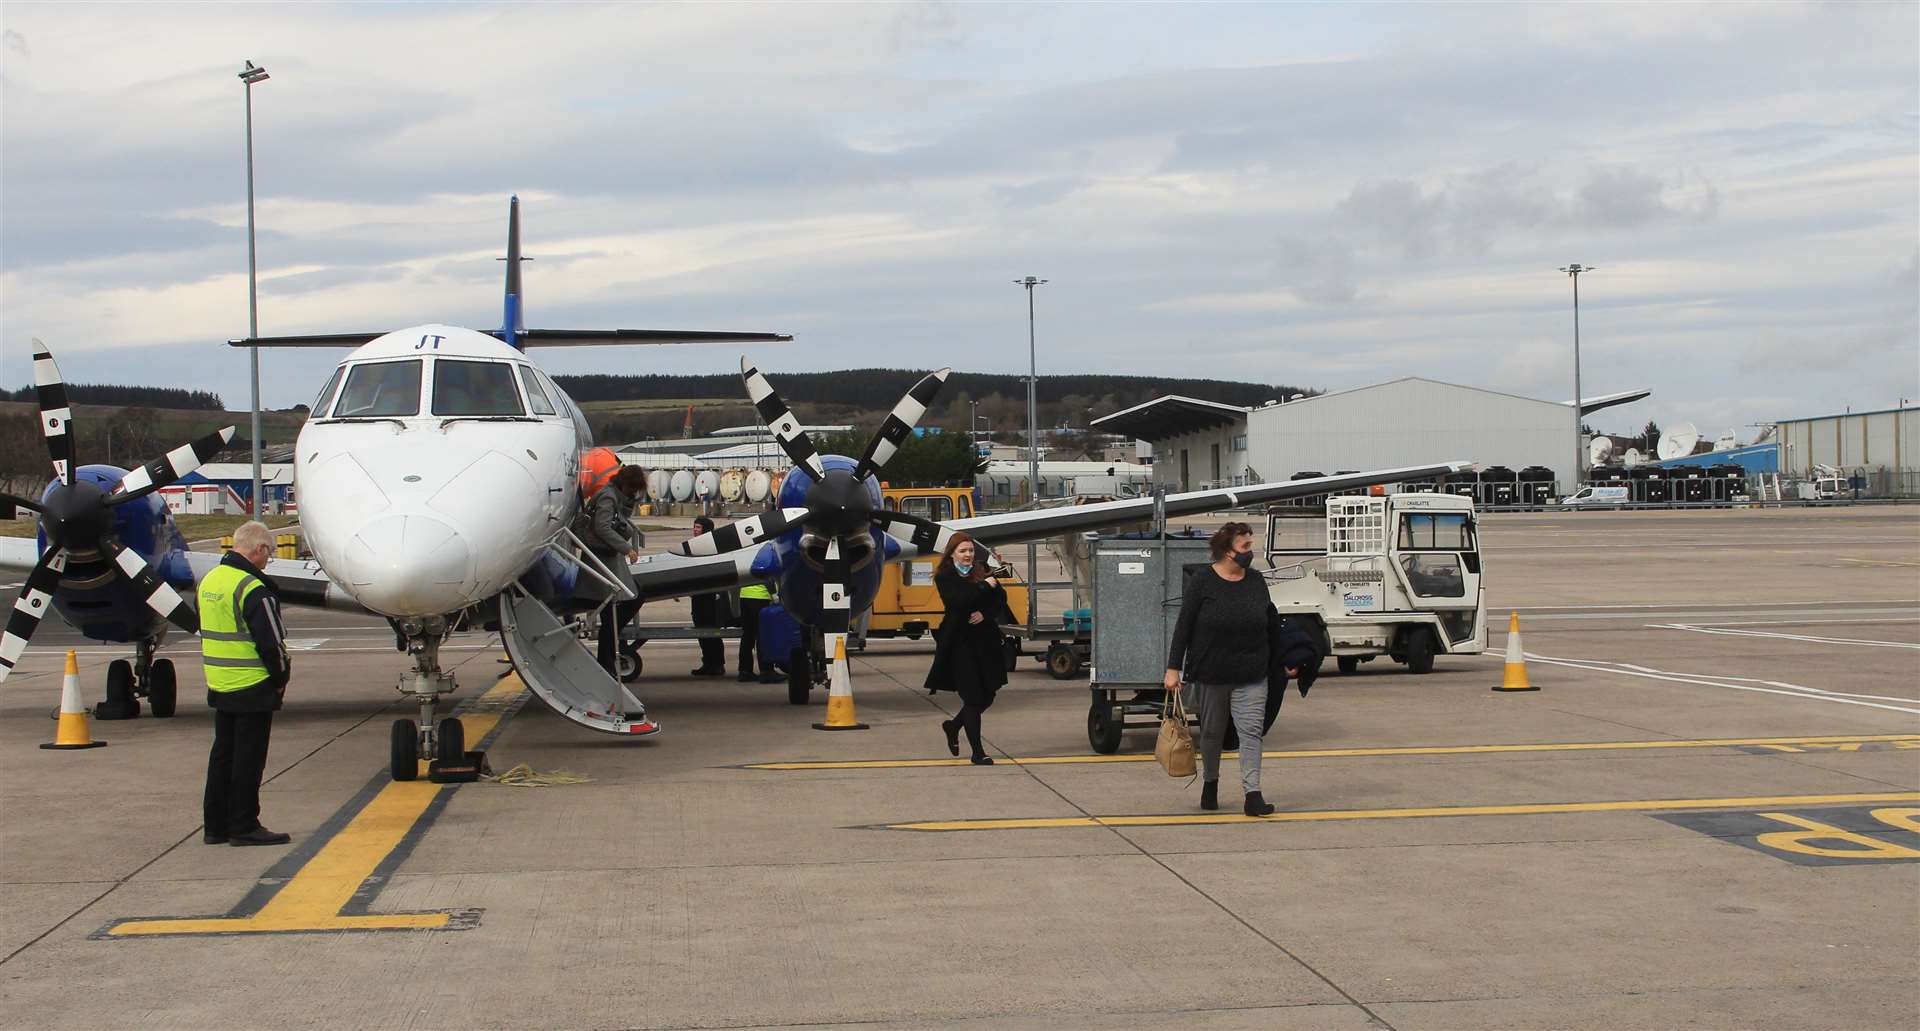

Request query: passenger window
[
  {"left": 1401, "top": 554, "right": 1465, "bottom": 597},
  {"left": 432, "top": 359, "right": 524, "bottom": 417},
  {"left": 519, "top": 366, "right": 557, "bottom": 416},
  {"left": 958, "top": 496, "right": 972, "bottom": 518},
  {"left": 1398, "top": 513, "right": 1474, "bottom": 551},
  {"left": 309, "top": 367, "right": 344, "bottom": 420},
  {"left": 334, "top": 360, "right": 422, "bottom": 418},
  {"left": 929, "top": 496, "right": 951, "bottom": 521}
]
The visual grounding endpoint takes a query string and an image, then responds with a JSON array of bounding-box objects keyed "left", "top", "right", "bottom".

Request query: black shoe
[
  {"left": 691, "top": 667, "right": 723, "bottom": 677},
  {"left": 736, "top": 672, "right": 757, "bottom": 682},
  {"left": 1200, "top": 780, "right": 1219, "bottom": 811},
  {"left": 229, "top": 827, "right": 292, "bottom": 847},
  {"left": 941, "top": 720, "right": 961, "bottom": 757},
  {"left": 758, "top": 671, "right": 783, "bottom": 684},
  {"left": 1243, "top": 791, "right": 1274, "bottom": 817},
  {"left": 970, "top": 754, "right": 994, "bottom": 766},
  {"left": 203, "top": 831, "right": 228, "bottom": 845}
]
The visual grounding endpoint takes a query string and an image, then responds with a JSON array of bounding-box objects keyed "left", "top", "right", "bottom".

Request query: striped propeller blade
[
  {"left": 111, "top": 426, "right": 237, "bottom": 503},
  {"left": 740, "top": 357, "right": 826, "bottom": 479},
  {"left": 109, "top": 543, "right": 199, "bottom": 634},
  {"left": 0, "top": 547, "right": 67, "bottom": 684},
  {"left": 854, "top": 368, "right": 951, "bottom": 482},
  {"left": 675, "top": 507, "right": 813, "bottom": 557},
  {"left": 31, "top": 339, "right": 75, "bottom": 486},
  {"left": 1, "top": 492, "right": 44, "bottom": 515},
  {"left": 870, "top": 509, "right": 956, "bottom": 560},
  {"left": 817, "top": 536, "right": 852, "bottom": 637}
]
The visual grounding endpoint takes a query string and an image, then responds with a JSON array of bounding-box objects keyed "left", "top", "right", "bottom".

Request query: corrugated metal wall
[
  {"left": 1774, "top": 408, "right": 1917, "bottom": 475},
  {"left": 1246, "top": 379, "right": 1579, "bottom": 490}
]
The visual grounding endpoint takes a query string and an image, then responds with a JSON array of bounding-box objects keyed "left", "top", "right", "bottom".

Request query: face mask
[
  {"left": 955, "top": 562, "right": 973, "bottom": 575},
  {"left": 1233, "top": 551, "right": 1254, "bottom": 569}
]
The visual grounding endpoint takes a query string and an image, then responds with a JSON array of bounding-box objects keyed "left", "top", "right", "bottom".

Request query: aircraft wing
[
  {"left": 178, "top": 550, "right": 368, "bottom": 612},
  {"left": 1, "top": 536, "right": 38, "bottom": 576},
  {"left": 946, "top": 462, "right": 1473, "bottom": 551},
  {"left": 229, "top": 329, "right": 792, "bottom": 349}
]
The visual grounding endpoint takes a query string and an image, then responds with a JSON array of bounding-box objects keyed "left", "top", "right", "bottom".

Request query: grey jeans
[{"left": 1190, "top": 679, "right": 1265, "bottom": 793}]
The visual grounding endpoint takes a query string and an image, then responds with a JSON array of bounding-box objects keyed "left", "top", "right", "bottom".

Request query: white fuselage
[{"left": 294, "top": 325, "right": 590, "bottom": 617}]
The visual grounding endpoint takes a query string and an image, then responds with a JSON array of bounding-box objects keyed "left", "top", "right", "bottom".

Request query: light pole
[
  {"left": 1560, "top": 263, "right": 1594, "bottom": 495},
  {"left": 241, "top": 60, "right": 270, "bottom": 515},
  {"left": 1014, "top": 276, "right": 1046, "bottom": 503}
]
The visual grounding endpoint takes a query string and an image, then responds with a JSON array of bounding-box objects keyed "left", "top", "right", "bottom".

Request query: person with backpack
[{"left": 582, "top": 465, "right": 648, "bottom": 678}]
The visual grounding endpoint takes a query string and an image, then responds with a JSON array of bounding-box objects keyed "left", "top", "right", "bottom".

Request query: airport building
[
  {"left": 1772, "top": 404, "right": 1918, "bottom": 490},
  {"left": 1093, "top": 377, "right": 1646, "bottom": 494}
]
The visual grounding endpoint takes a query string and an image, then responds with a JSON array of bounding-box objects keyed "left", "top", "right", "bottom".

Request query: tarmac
[{"left": 0, "top": 505, "right": 1915, "bottom": 1029}]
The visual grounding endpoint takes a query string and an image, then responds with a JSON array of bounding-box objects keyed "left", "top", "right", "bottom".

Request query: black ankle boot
[
  {"left": 1243, "top": 791, "right": 1274, "bottom": 817},
  {"left": 1200, "top": 780, "right": 1219, "bottom": 811},
  {"left": 941, "top": 720, "right": 960, "bottom": 757}
]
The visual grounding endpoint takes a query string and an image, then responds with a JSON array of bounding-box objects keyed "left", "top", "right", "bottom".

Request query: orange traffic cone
[
  {"left": 1492, "top": 611, "right": 1538, "bottom": 693},
  {"left": 811, "top": 632, "right": 869, "bottom": 731},
  {"left": 42, "top": 651, "right": 108, "bottom": 749}
]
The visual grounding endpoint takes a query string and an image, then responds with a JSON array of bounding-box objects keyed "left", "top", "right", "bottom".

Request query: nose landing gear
[{"left": 388, "top": 616, "right": 461, "bottom": 781}]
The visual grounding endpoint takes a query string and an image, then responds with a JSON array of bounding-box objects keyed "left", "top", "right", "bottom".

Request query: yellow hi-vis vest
[
  {"left": 739, "top": 582, "right": 772, "bottom": 601},
  {"left": 199, "top": 564, "right": 272, "bottom": 692}
]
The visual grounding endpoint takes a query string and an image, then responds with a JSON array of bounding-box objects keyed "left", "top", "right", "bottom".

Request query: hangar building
[
  {"left": 1773, "top": 404, "right": 1917, "bottom": 487},
  {"left": 1093, "top": 377, "right": 1648, "bottom": 494}
]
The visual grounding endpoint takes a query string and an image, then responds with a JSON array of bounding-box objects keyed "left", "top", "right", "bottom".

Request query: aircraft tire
[
  {"left": 390, "top": 719, "right": 419, "bottom": 781},
  {"left": 617, "top": 647, "right": 642, "bottom": 683},
  {"left": 95, "top": 660, "right": 140, "bottom": 720},
  {"left": 786, "top": 647, "right": 810, "bottom": 705},
  {"left": 147, "top": 659, "right": 178, "bottom": 717},
  {"left": 436, "top": 718, "right": 465, "bottom": 764}
]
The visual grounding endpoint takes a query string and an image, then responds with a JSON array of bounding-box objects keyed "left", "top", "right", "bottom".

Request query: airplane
[{"left": 3, "top": 196, "right": 1471, "bottom": 782}]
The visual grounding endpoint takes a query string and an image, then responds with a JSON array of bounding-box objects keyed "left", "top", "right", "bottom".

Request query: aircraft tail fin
[{"left": 501, "top": 195, "right": 526, "bottom": 349}]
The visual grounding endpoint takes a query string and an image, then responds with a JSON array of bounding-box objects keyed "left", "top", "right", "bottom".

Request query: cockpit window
[
  {"left": 308, "top": 367, "right": 344, "bottom": 421},
  {"left": 432, "top": 359, "right": 524, "bottom": 417},
  {"left": 518, "top": 365, "right": 557, "bottom": 416},
  {"left": 332, "top": 360, "right": 422, "bottom": 418}
]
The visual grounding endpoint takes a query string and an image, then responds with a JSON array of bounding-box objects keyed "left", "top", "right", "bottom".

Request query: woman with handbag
[
  {"left": 1164, "top": 521, "right": 1280, "bottom": 816},
  {"left": 923, "top": 533, "right": 1013, "bottom": 766}
]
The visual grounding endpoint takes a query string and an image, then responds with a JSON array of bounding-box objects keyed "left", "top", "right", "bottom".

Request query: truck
[
  {"left": 860, "top": 485, "right": 1028, "bottom": 667},
  {"left": 1263, "top": 493, "right": 1489, "bottom": 675}
]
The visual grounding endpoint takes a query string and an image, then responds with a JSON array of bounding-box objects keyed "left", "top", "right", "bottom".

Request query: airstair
[{"left": 498, "top": 587, "right": 657, "bottom": 736}]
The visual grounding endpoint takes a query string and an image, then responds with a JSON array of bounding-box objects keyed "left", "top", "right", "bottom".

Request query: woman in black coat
[{"left": 923, "top": 533, "right": 1011, "bottom": 765}]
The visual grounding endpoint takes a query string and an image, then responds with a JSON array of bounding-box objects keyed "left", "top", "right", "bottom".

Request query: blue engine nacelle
[{"left": 37, "top": 465, "right": 193, "bottom": 645}]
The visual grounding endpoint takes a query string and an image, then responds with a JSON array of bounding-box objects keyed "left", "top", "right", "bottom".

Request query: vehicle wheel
[
  {"left": 1336, "top": 656, "right": 1360, "bottom": 675},
  {"left": 95, "top": 659, "right": 140, "bottom": 720},
  {"left": 390, "top": 719, "right": 419, "bottom": 780},
  {"left": 1046, "top": 644, "right": 1079, "bottom": 680},
  {"left": 1405, "top": 629, "right": 1437, "bottom": 675},
  {"left": 617, "top": 647, "right": 642, "bottom": 683},
  {"left": 146, "top": 659, "right": 178, "bottom": 717},
  {"left": 1002, "top": 637, "right": 1020, "bottom": 673},
  {"left": 436, "top": 717, "right": 465, "bottom": 764},
  {"left": 1087, "top": 698, "right": 1123, "bottom": 754},
  {"left": 787, "top": 646, "right": 810, "bottom": 705}
]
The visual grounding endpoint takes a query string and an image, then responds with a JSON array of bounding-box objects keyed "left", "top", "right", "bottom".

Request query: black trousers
[
  {"left": 738, "top": 597, "right": 772, "bottom": 675},
  {"left": 205, "top": 709, "right": 274, "bottom": 836},
  {"left": 597, "top": 600, "right": 639, "bottom": 676},
  {"left": 690, "top": 592, "right": 725, "bottom": 672}
]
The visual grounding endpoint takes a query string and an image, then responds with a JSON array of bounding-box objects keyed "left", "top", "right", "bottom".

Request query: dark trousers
[
  {"left": 738, "top": 597, "right": 772, "bottom": 675},
  {"left": 691, "top": 592, "right": 725, "bottom": 672},
  {"left": 205, "top": 710, "right": 273, "bottom": 836},
  {"left": 947, "top": 696, "right": 994, "bottom": 758},
  {"left": 597, "top": 600, "right": 639, "bottom": 676}
]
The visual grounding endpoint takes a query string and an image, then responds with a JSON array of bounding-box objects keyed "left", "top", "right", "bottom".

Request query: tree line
[{"left": 5, "top": 384, "right": 226, "bottom": 409}]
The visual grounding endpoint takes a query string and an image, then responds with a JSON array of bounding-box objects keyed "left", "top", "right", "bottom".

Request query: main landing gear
[
  {"left": 94, "top": 634, "right": 178, "bottom": 721},
  {"left": 387, "top": 616, "right": 464, "bottom": 782}
]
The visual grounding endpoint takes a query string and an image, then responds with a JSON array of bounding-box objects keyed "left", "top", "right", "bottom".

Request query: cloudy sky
[{"left": 2, "top": 2, "right": 1915, "bottom": 440}]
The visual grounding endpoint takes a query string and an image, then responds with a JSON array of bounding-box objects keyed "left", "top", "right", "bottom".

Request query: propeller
[
  {"left": 0, "top": 341, "right": 230, "bottom": 683},
  {"left": 673, "top": 365, "right": 955, "bottom": 566}
]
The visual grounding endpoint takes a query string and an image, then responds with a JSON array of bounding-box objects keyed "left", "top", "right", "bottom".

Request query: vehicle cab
[
  {"left": 864, "top": 485, "right": 1029, "bottom": 641},
  {"left": 1264, "top": 493, "right": 1488, "bottom": 674},
  {"left": 294, "top": 325, "right": 587, "bottom": 617}
]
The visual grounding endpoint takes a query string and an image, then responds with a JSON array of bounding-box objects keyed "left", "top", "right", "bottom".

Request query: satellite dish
[
  {"left": 1623, "top": 448, "right": 1644, "bottom": 467},
  {"left": 744, "top": 469, "right": 771, "bottom": 503},
  {"left": 1714, "top": 428, "right": 1737, "bottom": 452},
  {"left": 1657, "top": 421, "right": 1699, "bottom": 461},
  {"left": 1588, "top": 436, "right": 1614, "bottom": 467}
]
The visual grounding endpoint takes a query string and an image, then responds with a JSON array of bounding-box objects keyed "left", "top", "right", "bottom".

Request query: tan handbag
[{"left": 1154, "top": 683, "right": 1197, "bottom": 777}]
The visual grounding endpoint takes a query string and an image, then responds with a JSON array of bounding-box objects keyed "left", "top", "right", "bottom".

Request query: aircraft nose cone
[{"left": 344, "top": 514, "right": 473, "bottom": 615}]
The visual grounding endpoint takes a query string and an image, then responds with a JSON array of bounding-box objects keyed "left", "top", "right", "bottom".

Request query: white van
[{"left": 1560, "top": 485, "right": 1630, "bottom": 507}]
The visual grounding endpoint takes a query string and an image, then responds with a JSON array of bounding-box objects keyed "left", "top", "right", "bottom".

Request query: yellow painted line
[
  {"left": 744, "top": 734, "right": 1920, "bottom": 771},
  {"left": 885, "top": 792, "right": 1920, "bottom": 832},
  {"left": 105, "top": 676, "right": 527, "bottom": 938}
]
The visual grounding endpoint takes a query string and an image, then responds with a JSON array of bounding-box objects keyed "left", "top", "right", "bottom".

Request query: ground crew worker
[
  {"left": 199, "top": 520, "right": 292, "bottom": 847},
  {"left": 687, "top": 517, "right": 727, "bottom": 677},
  {"left": 736, "top": 579, "right": 778, "bottom": 683}
]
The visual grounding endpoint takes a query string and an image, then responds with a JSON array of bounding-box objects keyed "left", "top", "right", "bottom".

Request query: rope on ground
[{"left": 482, "top": 762, "right": 594, "bottom": 787}]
